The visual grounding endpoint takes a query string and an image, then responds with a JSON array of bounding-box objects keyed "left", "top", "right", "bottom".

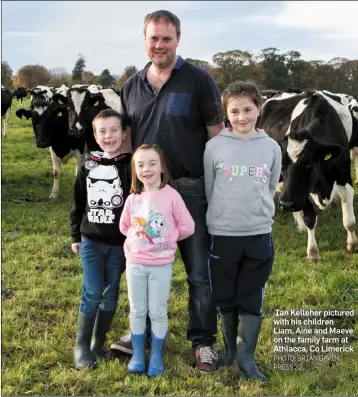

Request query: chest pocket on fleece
[{"left": 167, "top": 93, "right": 191, "bottom": 116}]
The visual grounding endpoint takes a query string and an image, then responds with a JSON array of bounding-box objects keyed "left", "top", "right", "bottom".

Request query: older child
[
  {"left": 203, "top": 81, "right": 281, "bottom": 381},
  {"left": 120, "top": 144, "right": 195, "bottom": 377},
  {"left": 70, "top": 109, "right": 131, "bottom": 369}
]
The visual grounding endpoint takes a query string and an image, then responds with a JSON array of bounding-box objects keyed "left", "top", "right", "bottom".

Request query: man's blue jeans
[
  {"left": 79, "top": 237, "right": 126, "bottom": 315},
  {"left": 172, "top": 177, "right": 217, "bottom": 349}
]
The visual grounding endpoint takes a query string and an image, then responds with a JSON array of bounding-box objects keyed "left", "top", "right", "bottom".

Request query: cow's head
[
  {"left": 16, "top": 100, "right": 68, "bottom": 148},
  {"left": 279, "top": 127, "right": 342, "bottom": 211},
  {"left": 52, "top": 93, "right": 68, "bottom": 106},
  {"left": 28, "top": 89, "right": 48, "bottom": 102},
  {"left": 52, "top": 86, "right": 69, "bottom": 106},
  {"left": 67, "top": 88, "right": 107, "bottom": 138}
]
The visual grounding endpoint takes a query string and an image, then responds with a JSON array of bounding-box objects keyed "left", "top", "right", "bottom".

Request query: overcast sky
[{"left": 2, "top": 1, "right": 358, "bottom": 76}]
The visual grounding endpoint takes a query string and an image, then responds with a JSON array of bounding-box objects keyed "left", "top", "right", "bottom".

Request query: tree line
[{"left": 2, "top": 48, "right": 358, "bottom": 97}]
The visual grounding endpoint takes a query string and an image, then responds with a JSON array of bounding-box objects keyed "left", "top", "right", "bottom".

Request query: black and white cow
[
  {"left": 71, "top": 84, "right": 89, "bottom": 89},
  {"left": 53, "top": 87, "right": 123, "bottom": 152},
  {"left": 261, "top": 88, "right": 303, "bottom": 102},
  {"left": 321, "top": 90, "right": 358, "bottom": 183},
  {"left": 49, "top": 85, "right": 70, "bottom": 107},
  {"left": 12, "top": 86, "right": 27, "bottom": 108},
  {"left": 258, "top": 90, "right": 358, "bottom": 261},
  {"left": 16, "top": 100, "right": 85, "bottom": 199},
  {"left": 55, "top": 84, "right": 69, "bottom": 97},
  {"left": 321, "top": 91, "right": 357, "bottom": 145},
  {"left": 87, "top": 84, "right": 103, "bottom": 91},
  {"left": 28, "top": 85, "right": 54, "bottom": 106},
  {"left": 2, "top": 86, "right": 12, "bottom": 138},
  {"left": 261, "top": 89, "right": 282, "bottom": 100}
]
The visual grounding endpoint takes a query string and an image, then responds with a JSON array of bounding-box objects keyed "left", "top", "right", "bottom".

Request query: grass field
[{"left": 1, "top": 99, "right": 358, "bottom": 396}]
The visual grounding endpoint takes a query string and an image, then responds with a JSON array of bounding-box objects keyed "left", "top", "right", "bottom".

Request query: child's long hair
[{"left": 130, "top": 144, "right": 171, "bottom": 194}]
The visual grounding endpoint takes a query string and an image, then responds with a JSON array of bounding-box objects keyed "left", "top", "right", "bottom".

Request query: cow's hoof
[
  {"left": 49, "top": 193, "right": 59, "bottom": 200},
  {"left": 355, "top": 179, "right": 358, "bottom": 185},
  {"left": 347, "top": 241, "right": 358, "bottom": 253},
  {"left": 307, "top": 252, "right": 321, "bottom": 263}
]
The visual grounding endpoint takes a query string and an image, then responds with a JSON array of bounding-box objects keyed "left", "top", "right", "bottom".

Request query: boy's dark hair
[
  {"left": 130, "top": 144, "right": 171, "bottom": 194},
  {"left": 92, "top": 109, "right": 124, "bottom": 135},
  {"left": 222, "top": 81, "right": 262, "bottom": 115},
  {"left": 144, "top": 10, "right": 181, "bottom": 37}
]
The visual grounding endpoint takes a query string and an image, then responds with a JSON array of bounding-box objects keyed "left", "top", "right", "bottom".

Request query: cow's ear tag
[
  {"left": 324, "top": 153, "right": 332, "bottom": 161},
  {"left": 57, "top": 111, "right": 62, "bottom": 117},
  {"left": 93, "top": 101, "right": 99, "bottom": 107}
]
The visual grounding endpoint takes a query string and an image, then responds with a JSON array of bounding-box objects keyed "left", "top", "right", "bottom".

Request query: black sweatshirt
[{"left": 70, "top": 151, "right": 131, "bottom": 246}]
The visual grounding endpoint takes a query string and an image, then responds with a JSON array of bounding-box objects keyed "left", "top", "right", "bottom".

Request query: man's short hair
[{"left": 144, "top": 10, "right": 181, "bottom": 37}]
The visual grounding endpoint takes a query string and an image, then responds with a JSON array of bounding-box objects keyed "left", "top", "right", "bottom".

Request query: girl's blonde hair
[{"left": 130, "top": 144, "right": 171, "bottom": 194}]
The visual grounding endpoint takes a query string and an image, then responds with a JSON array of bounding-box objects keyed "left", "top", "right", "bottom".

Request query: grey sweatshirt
[{"left": 204, "top": 128, "right": 282, "bottom": 236}]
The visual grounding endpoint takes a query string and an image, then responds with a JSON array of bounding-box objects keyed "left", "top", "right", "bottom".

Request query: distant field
[{"left": 1, "top": 99, "right": 358, "bottom": 396}]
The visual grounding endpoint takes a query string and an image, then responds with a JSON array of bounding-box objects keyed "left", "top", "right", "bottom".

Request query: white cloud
[
  {"left": 247, "top": 1, "right": 358, "bottom": 61},
  {"left": 253, "top": 1, "right": 357, "bottom": 38},
  {"left": 251, "top": 1, "right": 358, "bottom": 50}
]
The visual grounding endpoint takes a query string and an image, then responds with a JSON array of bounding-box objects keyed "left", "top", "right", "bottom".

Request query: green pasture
[{"left": 1, "top": 99, "right": 357, "bottom": 396}]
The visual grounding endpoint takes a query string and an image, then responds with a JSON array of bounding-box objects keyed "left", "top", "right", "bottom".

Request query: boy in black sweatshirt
[{"left": 70, "top": 109, "right": 131, "bottom": 369}]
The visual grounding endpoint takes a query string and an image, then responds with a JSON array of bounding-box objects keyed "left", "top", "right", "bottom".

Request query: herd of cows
[
  {"left": 1, "top": 83, "right": 121, "bottom": 199},
  {"left": 1, "top": 83, "right": 358, "bottom": 262}
]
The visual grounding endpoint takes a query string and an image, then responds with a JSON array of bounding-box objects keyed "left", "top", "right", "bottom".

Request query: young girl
[
  {"left": 120, "top": 144, "right": 195, "bottom": 377},
  {"left": 203, "top": 81, "right": 281, "bottom": 381}
]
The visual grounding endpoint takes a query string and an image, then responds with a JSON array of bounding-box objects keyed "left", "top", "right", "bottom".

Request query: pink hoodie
[{"left": 120, "top": 185, "right": 195, "bottom": 265}]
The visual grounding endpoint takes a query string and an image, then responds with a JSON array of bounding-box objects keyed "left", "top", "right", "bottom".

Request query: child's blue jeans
[{"left": 79, "top": 236, "right": 126, "bottom": 315}]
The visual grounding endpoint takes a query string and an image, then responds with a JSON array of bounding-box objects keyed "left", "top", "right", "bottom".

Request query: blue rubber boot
[
  {"left": 128, "top": 333, "right": 146, "bottom": 373},
  {"left": 147, "top": 331, "right": 166, "bottom": 377}
]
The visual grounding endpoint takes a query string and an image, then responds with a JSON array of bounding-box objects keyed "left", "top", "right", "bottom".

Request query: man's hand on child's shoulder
[{"left": 71, "top": 242, "right": 81, "bottom": 254}]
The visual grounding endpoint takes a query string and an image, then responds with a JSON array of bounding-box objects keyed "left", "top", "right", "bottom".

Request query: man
[{"left": 110, "top": 10, "right": 225, "bottom": 373}]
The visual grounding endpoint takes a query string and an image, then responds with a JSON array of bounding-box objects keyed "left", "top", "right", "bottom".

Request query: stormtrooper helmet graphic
[{"left": 87, "top": 165, "right": 123, "bottom": 209}]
